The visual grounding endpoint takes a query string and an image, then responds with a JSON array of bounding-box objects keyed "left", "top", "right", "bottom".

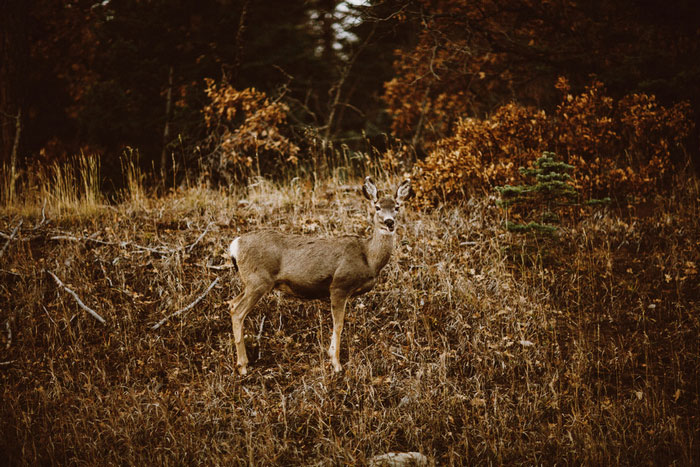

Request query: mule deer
[{"left": 227, "top": 176, "right": 412, "bottom": 374}]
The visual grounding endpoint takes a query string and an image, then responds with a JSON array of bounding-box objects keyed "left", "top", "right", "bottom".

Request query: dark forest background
[{"left": 1, "top": 0, "right": 699, "bottom": 185}]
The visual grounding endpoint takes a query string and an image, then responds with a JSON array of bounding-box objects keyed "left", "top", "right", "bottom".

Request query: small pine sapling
[{"left": 496, "top": 152, "right": 578, "bottom": 235}]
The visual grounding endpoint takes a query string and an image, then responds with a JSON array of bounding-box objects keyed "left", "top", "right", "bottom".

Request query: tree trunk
[
  {"left": 232, "top": 0, "right": 250, "bottom": 85},
  {"left": 160, "top": 66, "right": 174, "bottom": 185},
  {"left": 0, "top": 0, "right": 27, "bottom": 167}
]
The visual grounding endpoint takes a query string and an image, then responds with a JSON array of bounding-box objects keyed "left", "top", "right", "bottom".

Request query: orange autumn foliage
[
  {"left": 406, "top": 79, "right": 693, "bottom": 207},
  {"left": 203, "top": 79, "right": 299, "bottom": 181}
]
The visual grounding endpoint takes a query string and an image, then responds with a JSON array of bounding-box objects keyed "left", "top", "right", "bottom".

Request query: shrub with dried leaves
[
  {"left": 408, "top": 78, "right": 693, "bottom": 207},
  {"left": 202, "top": 79, "right": 299, "bottom": 183}
]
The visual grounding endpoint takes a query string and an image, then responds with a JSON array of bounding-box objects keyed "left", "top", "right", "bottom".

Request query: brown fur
[{"left": 228, "top": 177, "right": 412, "bottom": 374}]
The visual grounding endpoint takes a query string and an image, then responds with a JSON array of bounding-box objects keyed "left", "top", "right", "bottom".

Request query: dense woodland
[
  {"left": 1, "top": 1, "right": 699, "bottom": 465},
  {"left": 1, "top": 0, "right": 699, "bottom": 184}
]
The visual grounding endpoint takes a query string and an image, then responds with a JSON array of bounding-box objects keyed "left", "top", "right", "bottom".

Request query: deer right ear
[
  {"left": 395, "top": 178, "right": 412, "bottom": 206},
  {"left": 362, "top": 176, "right": 378, "bottom": 202}
]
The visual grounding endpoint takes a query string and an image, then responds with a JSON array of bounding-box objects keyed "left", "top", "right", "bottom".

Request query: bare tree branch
[
  {"left": 32, "top": 199, "right": 47, "bottom": 230},
  {"left": 5, "top": 320, "right": 11, "bottom": 349},
  {"left": 323, "top": 22, "right": 377, "bottom": 143},
  {"left": 151, "top": 277, "right": 220, "bottom": 330},
  {"left": 10, "top": 108, "right": 21, "bottom": 175},
  {"left": 46, "top": 270, "right": 106, "bottom": 324},
  {"left": 205, "top": 261, "right": 234, "bottom": 270},
  {"left": 160, "top": 65, "right": 174, "bottom": 184},
  {"left": 50, "top": 226, "right": 215, "bottom": 255},
  {"left": 0, "top": 219, "right": 22, "bottom": 260},
  {"left": 187, "top": 222, "right": 214, "bottom": 252},
  {"left": 50, "top": 234, "right": 174, "bottom": 254}
]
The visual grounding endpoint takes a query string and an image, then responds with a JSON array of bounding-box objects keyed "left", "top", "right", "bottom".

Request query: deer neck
[{"left": 366, "top": 227, "right": 395, "bottom": 275}]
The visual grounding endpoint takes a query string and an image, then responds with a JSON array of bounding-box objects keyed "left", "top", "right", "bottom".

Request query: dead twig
[
  {"left": 0, "top": 219, "right": 23, "bottom": 260},
  {"left": 46, "top": 270, "right": 106, "bottom": 324},
  {"left": 5, "top": 320, "right": 11, "bottom": 349},
  {"left": 131, "top": 243, "right": 175, "bottom": 255},
  {"left": 151, "top": 277, "right": 220, "bottom": 330},
  {"left": 255, "top": 315, "right": 266, "bottom": 359},
  {"left": 96, "top": 259, "right": 113, "bottom": 287},
  {"left": 0, "top": 269, "right": 22, "bottom": 277},
  {"left": 32, "top": 199, "right": 48, "bottom": 230},
  {"left": 205, "top": 260, "right": 234, "bottom": 270},
  {"left": 50, "top": 234, "right": 173, "bottom": 255},
  {"left": 50, "top": 234, "right": 121, "bottom": 246},
  {"left": 187, "top": 222, "right": 214, "bottom": 252},
  {"left": 42, "top": 305, "right": 57, "bottom": 326},
  {"left": 52, "top": 223, "right": 214, "bottom": 255}
]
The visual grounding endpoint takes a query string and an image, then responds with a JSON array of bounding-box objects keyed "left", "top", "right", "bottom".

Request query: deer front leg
[{"left": 328, "top": 290, "right": 348, "bottom": 372}]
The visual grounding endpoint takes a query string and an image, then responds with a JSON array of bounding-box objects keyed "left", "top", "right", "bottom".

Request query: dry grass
[
  {"left": 0, "top": 171, "right": 698, "bottom": 465},
  {"left": 1, "top": 154, "right": 104, "bottom": 219}
]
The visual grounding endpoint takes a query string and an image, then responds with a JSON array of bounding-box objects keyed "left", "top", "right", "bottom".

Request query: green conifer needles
[{"left": 496, "top": 152, "right": 578, "bottom": 234}]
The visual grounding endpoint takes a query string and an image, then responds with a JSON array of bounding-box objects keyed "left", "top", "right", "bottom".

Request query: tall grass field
[{"left": 0, "top": 158, "right": 698, "bottom": 464}]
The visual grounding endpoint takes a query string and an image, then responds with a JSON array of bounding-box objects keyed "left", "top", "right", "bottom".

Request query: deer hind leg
[
  {"left": 229, "top": 280, "right": 272, "bottom": 375},
  {"left": 328, "top": 289, "right": 349, "bottom": 372},
  {"left": 226, "top": 291, "right": 245, "bottom": 314}
]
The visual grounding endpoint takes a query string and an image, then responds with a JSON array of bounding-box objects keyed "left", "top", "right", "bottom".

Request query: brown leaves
[
  {"left": 556, "top": 80, "right": 692, "bottom": 198},
  {"left": 408, "top": 79, "right": 694, "bottom": 207},
  {"left": 202, "top": 79, "right": 300, "bottom": 180},
  {"left": 409, "top": 103, "right": 550, "bottom": 206}
]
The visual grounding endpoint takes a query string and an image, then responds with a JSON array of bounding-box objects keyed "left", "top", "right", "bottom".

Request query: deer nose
[{"left": 384, "top": 218, "right": 395, "bottom": 230}]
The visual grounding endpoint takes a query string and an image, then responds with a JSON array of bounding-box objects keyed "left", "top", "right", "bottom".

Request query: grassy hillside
[{"left": 0, "top": 172, "right": 698, "bottom": 464}]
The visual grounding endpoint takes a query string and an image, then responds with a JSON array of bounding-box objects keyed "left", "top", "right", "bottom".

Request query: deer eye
[{"left": 375, "top": 205, "right": 381, "bottom": 211}]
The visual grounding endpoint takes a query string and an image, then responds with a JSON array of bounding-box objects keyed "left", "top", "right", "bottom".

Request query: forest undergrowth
[{"left": 0, "top": 172, "right": 698, "bottom": 465}]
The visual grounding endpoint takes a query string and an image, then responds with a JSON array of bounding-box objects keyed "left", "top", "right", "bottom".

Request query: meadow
[{"left": 0, "top": 159, "right": 698, "bottom": 465}]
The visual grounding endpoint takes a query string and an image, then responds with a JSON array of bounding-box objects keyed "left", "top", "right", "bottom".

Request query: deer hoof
[{"left": 237, "top": 364, "right": 248, "bottom": 376}]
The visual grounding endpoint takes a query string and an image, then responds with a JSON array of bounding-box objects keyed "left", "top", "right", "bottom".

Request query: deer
[{"left": 227, "top": 176, "right": 412, "bottom": 375}]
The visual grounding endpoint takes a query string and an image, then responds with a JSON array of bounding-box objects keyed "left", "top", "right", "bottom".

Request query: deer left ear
[{"left": 395, "top": 179, "right": 413, "bottom": 206}]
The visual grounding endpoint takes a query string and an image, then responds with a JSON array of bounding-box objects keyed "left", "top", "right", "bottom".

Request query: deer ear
[
  {"left": 362, "top": 176, "right": 378, "bottom": 202},
  {"left": 395, "top": 178, "right": 413, "bottom": 206}
]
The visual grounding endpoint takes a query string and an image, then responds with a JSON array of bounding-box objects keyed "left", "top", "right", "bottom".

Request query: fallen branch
[
  {"left": 130, "top": 243, "right": 176, "bottom": 255},
  {"left": 151, "top": 277, "right": 220, "bottom": 330},
  {"left": 32, "top": 199, "right": 48, "bottom": 230},
  {"left": 50, "top": 234, "right": 120, "bottom": 246},
  {"left": 5, "top": 320, "right": 11, "bottom": 349},
  {"left": 42, "top": 305, "right": 57, "bottom": 326},
  {"left": 187, "top": 222, "right": 214, "bottom": 252},
  {"left": 46, "top": 270, "right": 106, "bottom": 324},
  {"left": 50, "top": 234, "right": 174, "bottom": 255},
  {"left": 0, "top": 219, "right": 23, "bottom": 260},
  {"left": 205, "top": 260, "right": 234, "bottom": 270},
  {"left": 52, "top": 223, "right": 215, "bottom": 255},
  {"left": 0, "top": 269, "right": 22, "bottom": 279}
]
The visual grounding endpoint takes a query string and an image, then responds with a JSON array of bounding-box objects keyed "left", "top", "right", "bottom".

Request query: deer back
[{"left": 235, "top": 230, "right": 373, "bottom": 299}]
